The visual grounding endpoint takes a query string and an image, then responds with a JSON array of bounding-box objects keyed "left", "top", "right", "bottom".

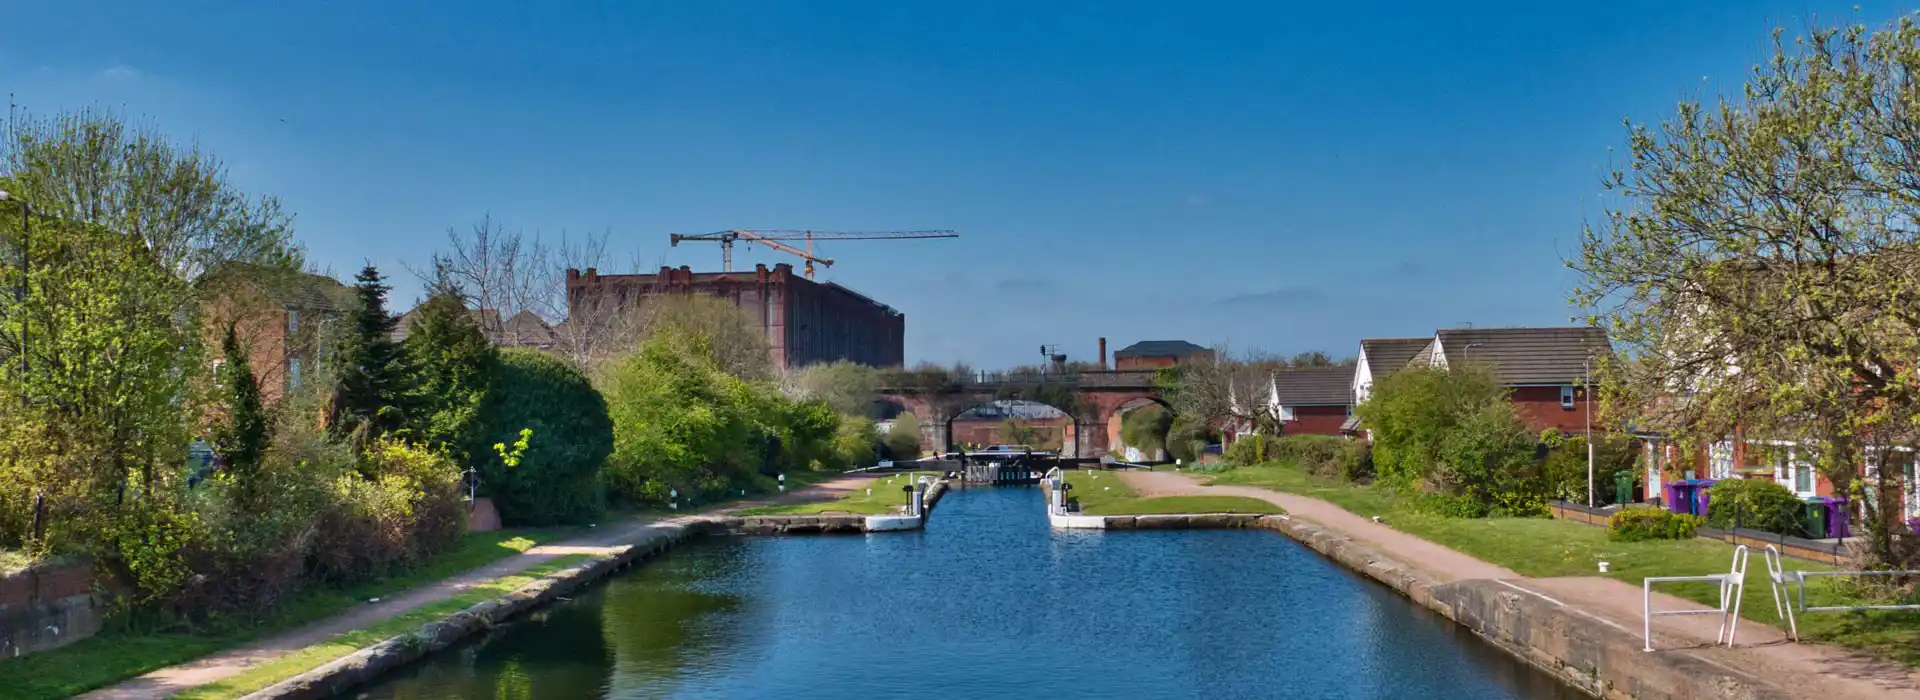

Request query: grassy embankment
[
  {"left": 0, "top": 530, "right": 571, "bottom": 700},
  {"left": 1062, "top": 469, "right": 1282, "bottom": 515},
  {"left": 1209, "top": 461, "right": 1920, "bottom": 666},
  {"left": 733, "top": 472, "right": 924, "bottom": 516},
  {"left": 173, "top": 554, "right": 591, "bottom": 700}
]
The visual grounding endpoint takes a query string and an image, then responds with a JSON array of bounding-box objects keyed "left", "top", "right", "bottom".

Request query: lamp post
[{"left": 1586, "top": 358, "right": 1595, "bottom": 508}]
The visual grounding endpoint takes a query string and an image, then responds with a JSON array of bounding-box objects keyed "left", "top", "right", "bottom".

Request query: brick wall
[
  {"left": 1115, "top": 356, "right": 1178, "bottom": 371},
  {"left": 1284, "top": 405, "right": 1351, "bottom": 436},
  {"left": 0, "top": 561, "right": 101, "bottom": 658},
  {"left": 1510, "top": 385, "right": 1596, "bottom": 435}
]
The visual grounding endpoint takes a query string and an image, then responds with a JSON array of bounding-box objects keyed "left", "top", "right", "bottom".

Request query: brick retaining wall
[{"left": 0, "top": 561, "right": 101, "bottom": 659}]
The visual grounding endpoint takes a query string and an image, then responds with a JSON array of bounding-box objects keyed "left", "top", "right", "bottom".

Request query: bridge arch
[
  {"left": 1105, "top": 396, "right": 1175, "bottom": 461},
  {"left": 876, "top": 369, "right": 1167, "bottom": 458}
]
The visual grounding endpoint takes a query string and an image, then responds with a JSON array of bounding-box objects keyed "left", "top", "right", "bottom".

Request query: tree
[
  {"left": 404, "top": 286, "right": 497, "bottom": 462},
  {"left": 331, "top": 265, "right": 410, "bottom": 448},
  {"left": 1356, "top": 363, "right": 1512, "bottom": 488},
  {"left": 1120, "top": 404, "right": 1174, "bottom": 458},
  {"left": 629, "top": 294, "right": 773, "bottom": 381},
  {"left": 884, "top": 412, "right": 923, "bottom": 460},
  {"left": 781, "top": 361, "right": 879, "bottom": 417},
  {"left": 1572, "top": 20, "right": 1920, "bottom": 560},
  {"left": 1, "top": 108, "right": 302, "bottom": 281},
  {"left": 475, "top": 349, "right": 612, "bottom": 525},
  {"left": 213, "top": 325, "right": 271, "bottom": 490}
]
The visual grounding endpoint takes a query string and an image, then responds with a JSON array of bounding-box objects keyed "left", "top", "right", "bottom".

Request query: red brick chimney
[{"left": 1099, "top": 337, "right": 1108, "bottom": 369}]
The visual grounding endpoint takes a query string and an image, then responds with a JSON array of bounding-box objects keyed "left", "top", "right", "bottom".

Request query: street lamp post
[{"left": 1586, "top": 358, "right": 1596, "bottom": 508}]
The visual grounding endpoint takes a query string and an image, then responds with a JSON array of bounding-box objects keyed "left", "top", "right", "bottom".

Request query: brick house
[
  {"left": 1345, "top": 337, "right": 1431, "bottom": 435},
  {"left": 1267, "top": 367, "right": 1355, "bottom": 436},
  {"left": 1402, "top": 327, "right": 1612, "bottom": 436},
  {"left": 1111, "top": 340, "right": 1213, "bottom": 370},
  {"left": 198, "top": 263, "right": 353, "bottom": 403}
]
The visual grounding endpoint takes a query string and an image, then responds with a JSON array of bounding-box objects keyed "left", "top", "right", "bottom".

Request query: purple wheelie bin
[{"left": 1825, "top": 496, "right": 1852, "bottom": 538}]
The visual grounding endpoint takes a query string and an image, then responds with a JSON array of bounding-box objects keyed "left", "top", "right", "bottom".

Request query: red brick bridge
[{"left": 877, "top": 370, "right": 1168, "bottom": 457}]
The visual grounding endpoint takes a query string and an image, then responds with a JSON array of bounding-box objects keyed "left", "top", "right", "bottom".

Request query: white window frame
[
  {"left": 288, "top": 357, "right": 303, "bottom": 391},
  {"left": 287, "top": 307, "right": 300, "bottom": 334},
  {"left": 1559, "top": 385, "right": 1576, "bottom": 410},
  {"left": 1645, "top": 441, "right": 1663, "bottom": 499},
  {"left": 1708, "top": 441, "right": 1735, "bottom": 480}
]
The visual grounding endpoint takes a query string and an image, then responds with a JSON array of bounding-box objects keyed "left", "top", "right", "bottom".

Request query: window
[
  {"left": 1560, "top": 385, "right": 1576, "bottom": 410},
  {"left": 1794, "top": 459, "right": 1814, "bottom": 494},
  {"left": 288, "top": 358, "right": 303, "bottom": 391},
  {"left": 1708, "top": 441, "right": 1734, "bottom": 479},
  {"left": 287, "top": 307, "right": 300, "bottom": 334}
]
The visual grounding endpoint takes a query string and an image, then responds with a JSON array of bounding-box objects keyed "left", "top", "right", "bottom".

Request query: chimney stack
[{"left": 1098, "top": 337, "right": 1108, "bottom": 369}]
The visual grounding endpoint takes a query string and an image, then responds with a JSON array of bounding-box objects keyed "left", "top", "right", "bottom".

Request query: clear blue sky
[{"left": 2, "top": 1, "right": 1904, "bottom": 368}]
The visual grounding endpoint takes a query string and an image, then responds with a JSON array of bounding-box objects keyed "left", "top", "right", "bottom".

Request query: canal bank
[
  {"left": 1115, "top": 470, "right": 1920, "bottom": 700},
  {"left": 355, "top": 486, "right": 1584, "bottom": 699}
]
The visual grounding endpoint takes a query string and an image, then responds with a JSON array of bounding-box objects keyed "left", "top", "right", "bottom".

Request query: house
[
  {"left": 198, "top": 263, "right": 354, "bottom": 403},
  {"left": 391, "top": 306, "right": 503, "bottom": 345},
  {"left": 1112, "top": 340, "right": 1213, "bottom": 370},
  {"left": 1346, "top": 337, "right": 1431, "bottom": 435},
  {"left": 1267, "top": 367, "right": 1355, "bottom": 436},
  {"left": 1405, "top": 327, "right": 1612, "bottom": 435},
  {"left": 498, "top": 309, "right": 557, "bottom": 349}
]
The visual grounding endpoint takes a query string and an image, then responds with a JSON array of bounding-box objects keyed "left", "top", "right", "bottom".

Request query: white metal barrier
[
  {"left": 1642, "top": 545, "right": 1751, "bottom": 652},
  {"left": 1763, "top": 545, "right": 1920, "bottom": 641}
]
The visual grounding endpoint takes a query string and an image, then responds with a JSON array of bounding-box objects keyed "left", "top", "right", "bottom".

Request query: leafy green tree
[
  {"left": 1, "top": 107, "right": 302, "bottom": 280},
  {"left": 213, "top": 324, "right": 271, "bottom": 492},
  {"left": 1120, "top": 404, "right": 1173, "bottom": 458},
  {"left": 1571, "top": 19, "right": 1920, "bottom": 561},
  {"left": 781, "top": 361, "right": 879, "bottom": 417},
  {"left": 475, "top": 349, "right": 612, "bottom": 525},
  {"left": 1355, "top": 363, "right": 1509, "bottom": 486},
  {"left": 600, "top": 330, "right": 767, "bottom": 505},
  {"left": 883, "top": 412, "right": 923, "bottom": 460},
  {"left": 404, "top": 288, "right": 497, "bottom": 462},
  {"left": 331, "top": 265, "right": 410, "bottom": 449}
]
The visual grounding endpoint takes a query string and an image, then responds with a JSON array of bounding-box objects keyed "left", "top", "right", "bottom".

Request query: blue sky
[{"left": 2, "top": 1, "right": 1904, "bottom": 368}]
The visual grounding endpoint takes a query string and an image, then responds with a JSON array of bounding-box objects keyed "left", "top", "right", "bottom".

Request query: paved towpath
[
  {"left": 80, "top": 475, "right": 878, "bottom": 700},
  {"left": 1121, "top": 469, "right": 1920, "bottom": 700}
]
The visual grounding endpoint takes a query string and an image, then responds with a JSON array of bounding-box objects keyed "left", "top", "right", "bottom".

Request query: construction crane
[{"left": 668, "top": 229, "right": 960, "bottom": 280}]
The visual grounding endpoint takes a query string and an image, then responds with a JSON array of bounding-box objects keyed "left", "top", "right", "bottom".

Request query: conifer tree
[{"left": 331, "top": 265, "right": 409, "bottom": 447}]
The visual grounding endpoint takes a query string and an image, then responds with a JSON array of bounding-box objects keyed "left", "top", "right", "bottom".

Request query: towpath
[
  {"left": 79, "top": 474, "right": 877, "bottom": 700},
  {"left": 1121, "top": 469, "right": 1920, "bottom": 700}
]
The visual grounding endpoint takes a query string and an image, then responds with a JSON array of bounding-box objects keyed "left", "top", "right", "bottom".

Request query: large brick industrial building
[{"left": 565, "top": 263, "right": 905, "bottom": 370}]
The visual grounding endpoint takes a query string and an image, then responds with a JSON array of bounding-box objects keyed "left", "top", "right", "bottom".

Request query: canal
[{"left": 362, "top": 487, "right": 1585, "bottom": 699}]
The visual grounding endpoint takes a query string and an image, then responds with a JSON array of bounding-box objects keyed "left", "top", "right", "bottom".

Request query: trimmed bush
[
  {"left": 1704, "top": 478, "right": 1805, "bottom": 536},
  {"left": 308, "top": 440, "right": 465, "bottom": 584},
  {"left": 475, "top": 349, "right": 613, "bottom": 526},
  {"left": 1224, "top": 434, "right": 1374, "bottom": 483},
  {"left": 1609, "top": 508, "right": 1704, "bottom": 542}
]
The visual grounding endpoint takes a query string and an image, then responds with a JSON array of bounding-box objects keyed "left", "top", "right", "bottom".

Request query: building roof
[
  {"left": 392, "top": 306, "right": 505, "bottom": 344},
  {"left": 1359, "top": 337, "right": 1429, "bottom": 377},
  {"left": 499, "top": 309, "right": 556, "bottom": 347},
  {"left": 200, "top": 262, "right": 352, "bottom": 313},
  {"left": 1113, "top": 340, "right": 1210, "bottom": 359},
  {"left": 1434, "top": 327, "right": 1612, "bottom": 386},
  {"left": 1339, "top": 415, "right": 1363, "bottom": 432},
  {"left": 1270, "top": 367, "right": 1355, "bottom": 406}
]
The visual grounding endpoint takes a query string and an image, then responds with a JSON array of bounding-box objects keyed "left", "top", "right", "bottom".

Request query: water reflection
[{"left": 362, "top": 487, "right": 1586, "bottom": 700}]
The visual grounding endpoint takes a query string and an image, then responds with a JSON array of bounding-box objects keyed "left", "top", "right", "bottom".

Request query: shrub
[
  {"left": 1357, "top": 364, "right": 1510, "bottom": 486},
  {"left": 1433, "top": 402, "right": 1545, "bottom": 517},
  {"left": 1704, "top": 478, "right": 1805, "bottom": 535},
  {"left": 832, "top": 416, "right": 879, "bottom": 470},
  {"left": 1609, "top": 508, "right": 1703, "bottom": 542},
  {"left": 309, "top": 440, "right": 464, "bottom": 584},
  {"left": 1540, "top": 432, "right": 1637, "bottom": 505},
  {"left": 1120, "top": 404, "right": 1173, "bottom": 458},
  {"left": 476, "top": 349, "right": 612, "bottom": 526},
  {"left": 1166, "top": 414, "right": 1213, "bottom": 463},
  {"left": 600, "top": 335, "right": 767, "bottom": 506},
  {"left": 883, "top": 412, "right": 922, "bottom": 460}
]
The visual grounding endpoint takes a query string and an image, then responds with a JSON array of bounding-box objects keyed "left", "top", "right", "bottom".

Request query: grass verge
[
  {"left": 734, "top": 473, "right": 921, "bottom": 516},
  {"left": 0, "top": 530, "right": 569, "bottom": 700},
  {"left": 1082, "top": 495, "right": 1284, "bottom": 515},
  {"left": 175, "top": 554, "right": 591, "bottom": 699},
  {"left": 1208, "top": 462, "right": 1920, "bottom": 667}
]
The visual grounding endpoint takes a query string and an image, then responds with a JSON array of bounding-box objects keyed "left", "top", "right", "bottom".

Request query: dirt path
[
  {"left": 79, "top": 475, "right": 880, "bottom": 700},
  {"left": 1119, "top": 469, "right": 1920, "bottom": 700}
]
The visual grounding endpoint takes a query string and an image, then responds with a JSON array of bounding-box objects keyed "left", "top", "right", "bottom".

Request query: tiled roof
[
  {"left": 1436, "top": 327, "right": 1612, "bottom": 386},
  {"left": 1360, "top": 337, "right": 1430, "bottom": 378},
  {"left": 201, "top": 262, "right": 351, "bottom": 313},
  {"left": 1113, "top": 340, "right": 1209, "bottom": 358},
  {"left": 1270, "top": 367, "right": 1355, "bottom": 406},
  {"left": 500, "top": 310, "right": 556, "bottom": 347}
]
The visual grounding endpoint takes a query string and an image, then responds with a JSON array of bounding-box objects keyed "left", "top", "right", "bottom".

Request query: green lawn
[
  {"left": 1210, "top": 461, "right": 1920, "bottom": 666},
  {"left": 734, "top": 473, "right": 923, "bottom": 516},
  {"left": 0, "top": 529, "right": 570, "bottom": 700},
  {"left": 1083, "top": 495, "right": 1284, "bottom": 515},
  {"left": 175, "top": 555, "right": 590, "bottom": 699},
  {"left": 1059, "top": 469, "right": 1281, "bottom": 515}
]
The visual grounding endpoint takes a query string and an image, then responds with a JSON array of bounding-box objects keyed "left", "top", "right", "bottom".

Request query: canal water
[{"left": 361, "top": 487, "right": 1585, "bottom": 700}]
